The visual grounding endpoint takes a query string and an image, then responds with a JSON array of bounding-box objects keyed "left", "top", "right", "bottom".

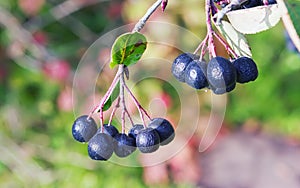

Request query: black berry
[
  {"left": 207, "top": 56, "right": 237, "bottom": 93},
  {"left": 171, "top": 53, "right": 197, "bottom": 82},
  {"left": 128, "top": 124, "right": 144, "bottom": 139},
  {"left": 72, "top": 115, "right": 97, "bottom": 143},
  {"left": 242, "top": 0, "right": 262, "bottom": 8},
  {"left": 261, "top": 0, "right": 277, "bottom": 5},
  {"left": 113, "top": 133, "right": 136, "bottom": 158},
  {"left": 87, "top": 133, "right": 114, "bottom": 161},
  {"left": 184, "top": 60, "right": 209, "bottom": 89},
  {"left": 233, "top": 56, "right": 258, "bottom": 83},
  {"left": 98, "top": 124, "right": 119, "bottom": 137},
  {"left": 148, "top": 118, "right": 175, "bottom": 146},
  {"left": 210, "top": 82, "right": 236, "bottom": 95},
  {"left": 136, "top": 128, "right": 160, "bottom": 153}
]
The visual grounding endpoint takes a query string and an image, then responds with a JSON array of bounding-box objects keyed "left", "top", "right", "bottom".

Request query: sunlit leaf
[
  {"left": 226, "top": 4, "right": 282, "bottom": 34},
  {"left": 110, "top": 81, "right": 120, "bottom": 102},
  {"left": 110, "top": 32, "right": 147, "bottom": 68},
  {"left": 216, "top": 21, "right": 252, "bottom": 57},
  {"left": 102, "top": 82, "right": 120, "bottom": 111},
  {"left": 102, "top": 97, "right": 112, "bottom": 111}
]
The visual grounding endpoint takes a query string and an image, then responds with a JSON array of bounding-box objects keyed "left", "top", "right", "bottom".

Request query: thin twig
[
  {"left": 125, "top": 109, "right": 134, "bottom": 126},
  {"left": 108, "top": 97, "right": 120, "bottom": 126},
  {"left": 119, "top": 65, "right": 126, "bottom": 133},
  {"left": 213, "top": 32, "right": 238, "bottom": 58},
  {"left": 206, "top": 0, "right": 217, "bottom": 58},
  {"left": 132, "top": 0, "right": 163, "bottom": 32},
  {"left": 88, "top": 67, "right": 122, "bottom": 117},
  {"left": 194, "top": 35, "right": 208, "bottom": 55},
  {"left": 123, "top": 82, "right": 151, "bottom": 127}
]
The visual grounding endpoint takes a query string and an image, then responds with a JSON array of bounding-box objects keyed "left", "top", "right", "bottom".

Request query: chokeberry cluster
[
  {"left": 172, "top": 53, "right": 258, "bottom": 94},
  {"left": 72, "top": 115, "right": 175, "bottom": 161}
]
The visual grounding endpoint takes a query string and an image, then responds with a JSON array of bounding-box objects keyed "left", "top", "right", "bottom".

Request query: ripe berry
[
  {"left": 136, "top": 128, "right": 160, "bottom": 153},
  {"left": 148, "top": 118, "right": 175, "bottom": 146},
  {"left": 113, "top": 133, "right": 136, "bottom": 158},
  {"left": 207, "top": 56, "right": 237, "bottom": 93},
  {"left": 171, "top": 53, "right": 197, "bottom": 82},
  {"left": 210, "top": 82, "right": 236, "bottom": 95},
  {"left": 261, "top": 0, "right": 276, "bottom": 5},
  {"left": 242, "top": 0, "right": 262, "bottom": 8},
  {"left": 233, "top": 56, "right": 258, "bottom": 83},
  {"left": 87, "top": 133, "right": 114, "bottom": 161},
  {"left": 72, "top": 115, "right": 97, "bottom": 143},
  {"left": 99, "top": 124, "right": 119, "bottom": 137},
  {"left": 184, "top": 60, "right": 208, "bottom": 89},
  {"left": 128, "top": 124, "right": 144, "bottom": 139}
]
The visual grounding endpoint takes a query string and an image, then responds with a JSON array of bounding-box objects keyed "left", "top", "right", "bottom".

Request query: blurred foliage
[{"left": 0, "top": 0, "right": 300, "bottom": 187}]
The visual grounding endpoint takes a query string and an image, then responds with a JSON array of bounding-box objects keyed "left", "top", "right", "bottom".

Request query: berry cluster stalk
[
  {"left": 132, "top": 0, "right": 163, "bottom": 32},
  {"left": 195, "top": 0, "right": 240, "bottom": 59},
  {"left": 90, "top": 0, "right": 163, "bottom": 131},
  {"left": 206, "top": 0, "right": 217, "bottom": 58}
]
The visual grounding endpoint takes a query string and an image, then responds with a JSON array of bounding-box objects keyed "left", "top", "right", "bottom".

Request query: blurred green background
[{"left": 0, "top": 0, "right": 300, "bottom": 187}]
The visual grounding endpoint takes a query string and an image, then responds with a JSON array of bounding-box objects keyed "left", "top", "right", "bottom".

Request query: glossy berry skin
[
  {"left": 97, "top": 124, "right": 119, "bottom": 137},
  {"left": 207, "top": 56, "right": 237, "bottom": 93},
  {"left": 148, "top": 118, "right": 175, "bottom": 146},
  {"left": 184, "top": 60, "right": 208, "bottom": 90},
  {"left": 210, "top": 82, "right": 236, "bottom": 95},
  {"left": 136, "top": 128, "right": 160, "bottom": 153},
  {"left": 171, "top": 53, "right": 196, "bottom": 82},
  {"left": 72, "top": 115, "right": 97, "bottom": 143},
  {"left": 128, "top": 124, "right": 144, "bottom": 139},
  {"left": 261, "top": 0, "right": 276, "bottom": 5},
  {"left": 113, "top": 133, "right": 136, "bottom": 158},
  {"left": 233, "top": 57, "right": 258, "bottom": 83},
  {"left": 88, "top": 133, "right": 114, "bottom": 161},
  {"left": 242, "top": 0, "right": 262, "bottom": 8}
]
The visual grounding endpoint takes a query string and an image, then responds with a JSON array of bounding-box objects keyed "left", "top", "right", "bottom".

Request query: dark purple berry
[
  {"left": 171, "top": 53, "right": 197, "bottom": 82},
  {"left": 242, "top": 0, "right": 262, "bottom": 8},
  {"left": 184, "top": 60, "right": 208, "bottom": 90},
  {"left": 113, "top": 133, "right": 136, "bottom": 158},
  {"left": 136, "top": 128, "right": 160, "bottom": 153},
  {"left": 233, "top": 56, "right": 258, "bottom": 83},
  {"left": 128, "top": 124, "right": 144, "bottom": 139},
  {"left": 72, "top": 115, "right": 97, "bottom": 143},
  {"left": 97, "top": 124, "right": 119, "bottom": 137},
  {"left": 261, "top": 0, "right": 276, "bottom": 5},
  {"left": 148, "top": 118, "right": 175, "bottom": 146},
  {"left": 87, "top": 133, "right": 114, "bottom": 161},
  {"left": 207, "top": 56, "right": 237, "bottom": 93},
  {"left": 210, "top": 82, "right": 236, "bottom": 95}
]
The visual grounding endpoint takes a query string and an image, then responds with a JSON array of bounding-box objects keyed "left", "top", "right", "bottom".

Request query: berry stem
[
  {"left": 213, "top": 32, "right": 238, "bottom": 58},
  {"left": 132, "top": 0, "right": 163, "bottom": 32},
  {"left": 193, "top": 35, "right": 208, "bottom": 55},
  {"left": 125, "top": 109, "right": 135, "bottom": 126},
  {"left": 123, "top": 81, "right": 151, "bottom": 127},
  {"left": 119, "top": 65, "right": 126, "bottom": 134},
  {"left": 200, "top": 36, "right": 209, "bottom": 61},
  {"left": 88, "top": 67, "right": 121, "bottom": 125},
  {"left": 108, "top": 97, "right": 120, "bottom": 126},
  {"left": 206, "top": 0, "right": 217, "bottom": 58}
]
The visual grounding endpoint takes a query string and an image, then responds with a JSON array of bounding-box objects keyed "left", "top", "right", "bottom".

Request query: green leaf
[
  {"left": 110, "top": 81, "right": 120, "bottom": 102},
  {"left": 102, "top": 97, "right": 112, "bottom": 111},
  {"left": 102, "top": 81, "right": 120, "bottom": 111},
  {"left": 226, "top": 4, "right": 281, "bottom": 34},
  {"left": 216, "top": 21, "right": 252, "bottom": 57},
  {"left": 110, "top": 32, "right": 147, "bottom": 68}
]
